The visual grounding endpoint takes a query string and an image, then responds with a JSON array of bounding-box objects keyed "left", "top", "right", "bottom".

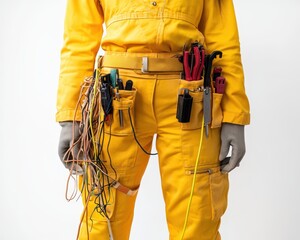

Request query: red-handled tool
[
  {"left": 183, "top": 45, "right": 205, "bottom": 81},
  {"left": 191, "top": 46, "right": 200, "bottom": 80},
  {"left": 183, "top": 50, "right": 193, "bottom": 81},
  {"left": 215, "top": 76, "right": 226, "bottom": 94},
  {"left": 213, "top": 67, "right": 222, "bottom": 81}
]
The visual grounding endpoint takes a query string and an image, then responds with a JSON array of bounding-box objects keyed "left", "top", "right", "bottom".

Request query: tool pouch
[{"left": 103, "top": 88, "right": 137, "bottom": 135}]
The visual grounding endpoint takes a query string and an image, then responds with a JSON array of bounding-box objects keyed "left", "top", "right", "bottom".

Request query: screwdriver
[
  {"left": 116, "top": 87, "right": 124, "bottom": 128},
  {"left": 117, "top": 78, "right": 124, "bottom": 90}
]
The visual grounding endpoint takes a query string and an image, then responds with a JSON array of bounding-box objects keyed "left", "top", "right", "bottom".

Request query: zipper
[{"left": 186, "top": 168, "right": 212, "bottom": 175}]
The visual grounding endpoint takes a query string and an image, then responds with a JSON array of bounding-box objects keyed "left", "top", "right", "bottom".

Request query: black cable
[
  {"left": 106, "top": 123, "right": 118, "bottom": 180},
  {"left": 127, "top": 108, "right": 158, "bottom": 155},
  {"left": 97, "top": 120, "right": 105, "bottom": 157}
]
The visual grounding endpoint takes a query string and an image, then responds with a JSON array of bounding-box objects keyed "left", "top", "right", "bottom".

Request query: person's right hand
[{"left": 58, "top": 121, "right": 83, "bottom": 175}]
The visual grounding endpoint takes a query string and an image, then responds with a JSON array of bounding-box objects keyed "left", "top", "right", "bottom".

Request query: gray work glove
[
  {"left": 58, "top": 121, "right": 83, "bottom": 175},
  {"left": 219, "top": 123, "right": 246, "bottom": 173}
]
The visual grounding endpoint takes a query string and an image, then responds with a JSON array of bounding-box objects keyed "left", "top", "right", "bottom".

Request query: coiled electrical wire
[{"left": 63, "top": 71, "right": 118, "bottom": 240}]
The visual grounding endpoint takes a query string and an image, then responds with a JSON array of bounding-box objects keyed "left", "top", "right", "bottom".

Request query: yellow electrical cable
[
  {"left": 180, "top": 116, "right": 205, "bottom": 240},
  {"left": 89, "top": 70, "right": 100, "bottom": 159}
]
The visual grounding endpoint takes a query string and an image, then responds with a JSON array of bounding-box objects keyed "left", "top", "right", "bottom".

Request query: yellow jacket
[{"left": 56, "top": 0, "right": 250, "bottom": 125}]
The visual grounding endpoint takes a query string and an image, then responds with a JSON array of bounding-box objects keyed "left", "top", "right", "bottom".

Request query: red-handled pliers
[{"left": 183, "top": 46, "right": 205, "bottom": 81}]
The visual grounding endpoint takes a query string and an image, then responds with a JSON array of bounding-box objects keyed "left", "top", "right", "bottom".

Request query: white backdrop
[{"left": 0, "top": 0, "right": 299, "bottom": 239}]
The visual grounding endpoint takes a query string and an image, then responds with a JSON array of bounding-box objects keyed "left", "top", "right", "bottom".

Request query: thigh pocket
[
  {"left": 177, "top": 79, "right": 204, "bottom": 130},
  {"left": 211, "top": 93, "right": 224, "bottom": 129},
  {"left": 184, "top": 166, "right": 229, "bottom": 221},
  {"left": 104, "top": 88, "right": 137, "bottom": 136},
  {"left": 101, "top": 88, "right": 138, "bottom": 171},
  {"left": 209, "top": 170, "right": 229, "bottom": 221}
]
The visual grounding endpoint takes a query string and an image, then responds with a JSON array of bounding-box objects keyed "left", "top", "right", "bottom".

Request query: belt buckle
[{"left": 141, "top": 56, "right": 149, "bottom": 73}]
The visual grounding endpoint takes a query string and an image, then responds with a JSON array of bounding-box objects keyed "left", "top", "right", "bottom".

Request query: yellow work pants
[{"left": 78, "top": 53, "right": 229, "bottom": 240}]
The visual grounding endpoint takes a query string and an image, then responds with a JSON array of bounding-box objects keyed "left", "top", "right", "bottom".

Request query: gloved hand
[
  {"left": 219, "top": 123, "right": 246, "bottom": 173},
  {"left": 58, "top": 121, "right": 83, "bottom": 175}
]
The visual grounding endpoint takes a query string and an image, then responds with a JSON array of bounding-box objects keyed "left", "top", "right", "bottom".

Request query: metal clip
[{"left": 141, "top": 56, "right": 149, "bottom": 73}]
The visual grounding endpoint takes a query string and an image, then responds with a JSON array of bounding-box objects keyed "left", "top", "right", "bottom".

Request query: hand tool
[
  {"left": 111, "top": 70, "right": 124, "bottom": 126},
  {"left": 176, "top": 89, "right": 193, "bottom": 123},
  {"left": 220, "top": 157, "right": 230, "bottom": 167},
  {"left": 203, "top": 87, "right": 211, "bottom": 137},
  {"left": 125, "top": 80, "right": 133, "bottom": 90},
  {"left": 213, "top": 66, "right": 223, "bottom": 93},
  {"left": 204, "top": 51, "right": 222, "bottom": 88},
  {"left": 215, "top": 76, "right": 226, "bottom": 94},
  {"left": 115, "top": 88, "right": 124, "bottom": 127},
  {"left": 213, "top": 66, "right": 222, "bottom": 83},
  {"left": 183, "top": 50, "right": 192, "bottom": 80},
  {"left": 100, "top": 82, "right": 113, "bottom": 116},
  {"left": 213, "top": 66, "right": 222, "bottom": 80},
  {"left": 189, "top": 51, "right": 194, "bottom": 76},
  {"left": 191, "top": 42, "right": 205, "bottom": 80},
  {"left": 101, "top": 74, "right": 111, "bottom": 85},
  {"left": 182, "top": 43, "right": 205, "bottom": 81},
  {"left": 117, "top": 78, "right": 124, "bottom": 90},
  {"left": 203, "top": 51, "right": 222, "bottom": 137},
  {"left": 109, "top": 69, "right": 118, "bottom": 88}
]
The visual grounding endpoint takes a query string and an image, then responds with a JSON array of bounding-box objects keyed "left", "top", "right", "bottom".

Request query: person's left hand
[
  {"left": 58, "top": 121, "right": 83, "bottom": 175},
  {"left": 219, "top": 123, "right": 246, "bottom": 173}
]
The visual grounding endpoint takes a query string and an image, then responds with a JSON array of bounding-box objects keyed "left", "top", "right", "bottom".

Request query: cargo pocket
[
  {"left": 209, "top": 170, "right": 229, "bottom": 221},
  {"left": 177, "top": 79, "right": 204, "bottom": 130},
  {"left": 211, "top": 93, "right": 224, "bottom": 129},
  {"left": 104, "top": 88, "right": 137, "bottom": 136},
  {"left": 100, "top": 87, "right": 138, "bottom": 171}
]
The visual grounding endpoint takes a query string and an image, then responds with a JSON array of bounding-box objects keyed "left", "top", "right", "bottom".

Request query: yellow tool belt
[{"left": 99, "top": 51, "right": 183, "bottom": 73}]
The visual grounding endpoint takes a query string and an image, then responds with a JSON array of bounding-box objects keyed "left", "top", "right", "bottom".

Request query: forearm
[{"left": 199, "top": 0, "right": 250, "bottom": 125}]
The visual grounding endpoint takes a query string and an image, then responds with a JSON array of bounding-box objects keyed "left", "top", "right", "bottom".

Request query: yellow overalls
[{"left": 56, "top": 0, "right": 250, "bottom": 239}]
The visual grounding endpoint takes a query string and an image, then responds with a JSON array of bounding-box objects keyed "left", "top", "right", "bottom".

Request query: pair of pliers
[{"left": 183, "top": 45, "right": 205, "bottom": 81}]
